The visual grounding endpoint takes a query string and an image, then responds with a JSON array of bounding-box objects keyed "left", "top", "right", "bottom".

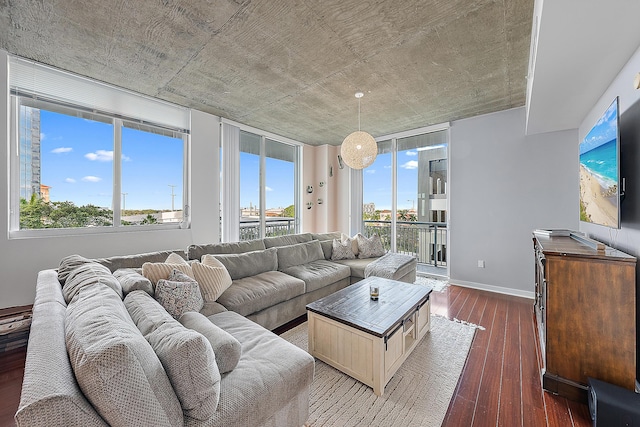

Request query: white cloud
[
  {"left": 365, "top": 169, "right": 376, "bottom": 174},
  {"left": 52, "top": 147, "right": 73, "bottom": 154},
  {"left": 81, "top": 176, "right": 101, "bottom": 182},
  {"left": 40, "top": 132, "right": 46, "bottom": 141},
  {"left": 85, "top": 150, "right": 114, "bottom": 162},
  {"left": 384, "top": 165, "right": 392, "bottom": 169},
  {"left": 65, "top": 178, "right": 76, "bottom": 183},
  {"left": 400, "top": 160, "right": 418, "bottom": 170},
  {"left": 406, "top": 150, "right": 417, "bottom": 156},
  {"left": 265, "top": 186, "right": 274, "bottom": 192}
]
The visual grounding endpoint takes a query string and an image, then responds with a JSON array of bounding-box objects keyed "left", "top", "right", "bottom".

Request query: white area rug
[
  {"left": 415, "top": 275, "right": 449, "bottom": 292},
  {"left": 282, "top": 315, "right": 476, "bottom": 427}
]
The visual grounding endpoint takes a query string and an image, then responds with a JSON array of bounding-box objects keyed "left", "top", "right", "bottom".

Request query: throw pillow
[
  {"left": 193, "top": 258, "right": 232, "bottom": 302},
  {"left": 125, "top": 291, "right": 221, "bottom": 420},
  {"left": 165, "top": 252, "right": 188, "bottom": 265},
  {"left": 65, "top": 284, "right": 183, "bottom": 427},
  {"left": 114, "top": 268, "right": 154, "bottom": 296},
  {"left": 179, "top": 311, "right": 242, "bottom": 374},
  {"left": 62, "top": 262, "right": 123, "bottom": 304},
  {"left": 155, "top": 275, "right": 204, "bottom": 319},
  {"left": 142, "top": 261, "right": 195, "bottom": 286},
  {"left": 356, "top": 233, "right": 387, "bottom": 259},
  {"left": 331, "top": 238, "right": 356, "bottom": 260},
  {"left": 341, "top": 232, "right": 360, "bottom": 256}
]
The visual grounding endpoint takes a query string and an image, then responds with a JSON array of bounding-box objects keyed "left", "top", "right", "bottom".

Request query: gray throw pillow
[
  {"left": 331, "top": 238, "right": 356, "bottom": 261},
  {"left": 63, "top": 262, "right": 123, "bottom": 304},
  {"left": 276, "top": 240, "right": 324, "bottom": 270},
  {"left": 125, "top": 291, "right": 221, "bottom": 420},
  {"left": 213, "top": 248, "right": 278, "bottom": 280},
  {"left": 179, "top": 311, "right": 242, "bottom": 374},
  {"left": 65, "top": 284, "right": 183, "bottom": 427},
  {"left": 114, "top": 268, "right": 154, "bottom": 296},
  {"left": 356, "top": 233, "right": 387, "bottom": 258},
  {"left": 155, "top": 272, "right": 204, "bottom": 319}
]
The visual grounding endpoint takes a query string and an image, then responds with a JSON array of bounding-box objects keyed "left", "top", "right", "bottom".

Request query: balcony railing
[
  {"left": 363, "top": 220, "right": 447, "bottom": 267},
  {"left": 239, "top": 218, "right": 296, "bottom": 241}
]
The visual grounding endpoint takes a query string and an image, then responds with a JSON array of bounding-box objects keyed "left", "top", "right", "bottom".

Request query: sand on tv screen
[{"left": 579, "top": 97, "right": 620, "bottom": 229}]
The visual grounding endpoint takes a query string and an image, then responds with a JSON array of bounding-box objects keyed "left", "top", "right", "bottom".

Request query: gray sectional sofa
[{"left": 16, "top": 231, "right": 416, "bottom": 426}]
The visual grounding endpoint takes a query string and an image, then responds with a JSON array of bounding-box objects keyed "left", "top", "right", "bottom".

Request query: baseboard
[{"left": 449, "top": 279, "right": 534, "bottom": 300}]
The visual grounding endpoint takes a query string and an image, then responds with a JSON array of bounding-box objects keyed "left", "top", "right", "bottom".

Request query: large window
[
  {"left": 9, "top": 56, "right": 190, "bottom": 236},
  {"left": 238, "top": 130, "right": 299, "bottom": 240}
]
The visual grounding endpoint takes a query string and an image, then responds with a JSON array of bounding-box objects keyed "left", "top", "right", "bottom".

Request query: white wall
[
  {"left": 579, "top": 43, "right": 640, "bottom": 257},
  {"left": 0, "top": 51, "right": 221, "bottom": 308},
  {"left": 449, "top": 107, "right": 578, "bottom": 297}
]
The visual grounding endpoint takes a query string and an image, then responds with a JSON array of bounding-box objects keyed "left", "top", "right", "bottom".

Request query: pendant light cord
[{"left": 358, "top": 97, "right": 361, "bottom": 131}]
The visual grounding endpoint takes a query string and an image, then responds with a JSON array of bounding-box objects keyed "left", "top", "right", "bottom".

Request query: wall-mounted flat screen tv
[{"left": 579, "top": 97, "right": 620, "bottom": 228}]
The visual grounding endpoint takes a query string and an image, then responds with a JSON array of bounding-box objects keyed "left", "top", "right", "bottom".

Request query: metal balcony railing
[
  {"left": 239, "top": 218, "right": 296, "bottom": 241},
  {"left": 363, "top": 220, "right": 447, "bottom": 267}
]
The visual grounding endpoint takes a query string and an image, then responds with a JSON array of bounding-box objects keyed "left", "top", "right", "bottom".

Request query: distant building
[
  {"left": 40, "top": 184, "right": 51, "bottom": 203},
  {"left": 19, "top": 106, "right": 41, "bottom": 200}
]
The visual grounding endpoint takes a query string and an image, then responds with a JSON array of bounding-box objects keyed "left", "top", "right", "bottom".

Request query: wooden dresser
[{"left": 533, "top": 232, "right": 636, "bottom": 402}]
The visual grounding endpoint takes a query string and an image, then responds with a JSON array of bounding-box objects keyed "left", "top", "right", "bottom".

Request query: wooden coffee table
[{"left": 306, "top": 276, "right": 432, "bottom": 395}]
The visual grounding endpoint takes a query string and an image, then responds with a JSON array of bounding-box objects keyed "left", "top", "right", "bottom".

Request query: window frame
[{"left": 8, "top": 95, "right": 191, "bottom": 239}]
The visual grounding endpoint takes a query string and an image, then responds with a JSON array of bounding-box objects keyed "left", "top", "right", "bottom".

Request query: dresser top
[{"left": 533, "top": 233, "right": 636, "bottom": 262}]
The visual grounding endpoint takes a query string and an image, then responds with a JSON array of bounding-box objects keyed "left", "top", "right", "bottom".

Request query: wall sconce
[
  {"left": 319, "top": 181, "right": 325, "bottom": 187},
  {"left": 306, "top": 202, "right": 314, "bottom": 209},
  {"left": 634, "top": 72, "right": 640, "bottom": 89},
  {"left": 317, "top": 198, "right": 323, "bottom": 205},
  {"left": 306, "top": 185, "right": 313, "bottom": 194}
]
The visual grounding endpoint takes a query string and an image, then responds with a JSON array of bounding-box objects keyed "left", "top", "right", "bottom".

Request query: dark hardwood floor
[{"left": 0, "top": 285, "right": 592, "bottom": 426}]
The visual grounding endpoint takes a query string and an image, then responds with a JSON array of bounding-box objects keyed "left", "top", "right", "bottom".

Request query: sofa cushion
[
  {"left": 356, "top": 233, "right": 387, "bottom": 258},
  {"left": 281, "top": 259, "right": 351, "bottom": 293},
  {"left": 200, "top": 301, "right": 228, "bottom": 317},
  {"left": 58, "top": 254, "right": 94, "bottom": 284},
  {"left": 311, "top": 231, "right": 342, "bottom": 242},
  {"left": 331, "top": 238, "right": 356, "bottom": 261},
  {"left": 62, "top": 262, "right": 123, "bottom": 304},
  {"left": 212, "top": 248, "right": 278, "bottom": 280},
  {"left": 93, "top": 250, "right": 188, "bottom": 272},
  {"left": 319, "top": 240, "right": 333, "bottom": 260},
  {"left": 194, "top": 257, "right": 233, "bottom": 301},
  {"left": 180, "top": 311, "right": 242, "bottom": 374},
  {"left": 114, "top": 268, "right": 154, "bottom": 296},
  {"left": 276, "top": 240, "right": 324, "bottom": 270},
  {"left": 263, "top": 233, "right": 312, "bottom": 248},
  {"left": 125, "top": 291, "right": 221, "bottom": 420},
  {"left": 333, "top": 257, "right": 376, "bottom": 279},
  {"left": 187, "top": 239, "right": 265, "bottom": 260},
  {"left": 65, "top": 284, "right": 183, "bottom": 427},
  {"left": 216, "top": 271, "right": 305, "bottom": 317},
  {"left": 155, "top": 272, "right": 204, "bottom": 319},
  {"left": 205, "top": 311, "right": 314, "bottom": 427}
]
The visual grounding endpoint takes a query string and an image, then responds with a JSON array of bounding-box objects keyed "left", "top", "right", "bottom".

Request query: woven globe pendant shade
[{"left": 341, "top": 130, "right": 377, "bottom": 169}]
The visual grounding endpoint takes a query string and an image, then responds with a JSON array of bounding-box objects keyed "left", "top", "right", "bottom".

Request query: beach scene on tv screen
[{"left": 579, "top": 99, "right": 619, "bottom": 228}]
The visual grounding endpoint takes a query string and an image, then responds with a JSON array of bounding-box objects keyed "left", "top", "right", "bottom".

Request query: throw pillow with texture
[
  {"left": 65, "top": 284, "right": 183, "bottom": 427},
  {"left": 155, "top": 275, "right": 203, "bottom": 319},
  {"left": 179, "top": 311, "right": 242, "bottom": 374},
  {"left": 63, "top": 262, "right": 123, "bottom": 304},
  {"left": 125, "top": 291, "right": 220, "bottom": 420},
  {"left": 331, "top": 238, "right": 356, "bottom": 260},
  {"left": 193, "top": 258, "right": 232, "bottom": 302},
  {"left": 356, "top": 233, "right": 387, "bottom": 259},
  {"left": 341, "top": 232, "right": 360, "bottom": 256},
  {"left": 142, "top": 261, "right": 195, "bottom": 286},
  {"left": 114, "top": 268, "right": 154, "bottom": 296},
  {"left": 165, "top": 252, "right": 188, "bottom": 265}
]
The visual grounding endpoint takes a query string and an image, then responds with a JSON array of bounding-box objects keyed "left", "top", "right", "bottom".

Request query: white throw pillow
[
  {"left": 356, "top": 233, "right": 387, "bottom": 259},
  {"left": 331, "top": 238, "right": 356, "bottom": 260},
  {"left": 341, "top": 232, "right": 359, "bottom": 256},
  {"left": 193, "top": 257, "right": 233, "bottom": 302}
]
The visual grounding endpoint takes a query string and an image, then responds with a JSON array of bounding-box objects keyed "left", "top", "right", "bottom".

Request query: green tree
[
  {"left": 19, "top": 197, "right": 112, "bottom": 229},
  {"left": 141, "top": 214, "right": 158, "bottom": 225},
  {"left": 281, "top": 205, "right": 295, "bottom": 218},
  {"left": 398, "top": 209, "right": 409, "bottom": 221}
]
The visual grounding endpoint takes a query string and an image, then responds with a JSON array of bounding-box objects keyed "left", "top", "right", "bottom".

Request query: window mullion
[
  {"left": 113, "top": 119, "right": 122, "bottom": 226},
  {"left": 391, "top": 138, "right": 397, "bottom": 252},
  {"left": 259, "top": 136, "right": 266, "bottom": 238}
]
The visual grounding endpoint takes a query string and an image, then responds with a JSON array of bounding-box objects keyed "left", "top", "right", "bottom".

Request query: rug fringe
[{"left": 452, "top": 318, "right": 486, "bottom": 330}]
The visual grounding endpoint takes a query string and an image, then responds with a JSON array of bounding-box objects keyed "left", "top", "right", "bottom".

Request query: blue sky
[
  {"left": 363, "top": 149, "right": 421, "bottom": 211},
  {"left": 39, "top": 110, "right": 183, "bottom": 210},
  {"left": 239, "top": 152, "right": 294, "bottom": 209},
  {"left": 579, "top": 99, "right": 618, "bottom": 155}
]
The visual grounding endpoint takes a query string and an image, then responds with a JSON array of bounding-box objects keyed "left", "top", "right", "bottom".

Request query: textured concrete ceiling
[{"left": 0, "top": 0, "right": 533, "bottom": 146}]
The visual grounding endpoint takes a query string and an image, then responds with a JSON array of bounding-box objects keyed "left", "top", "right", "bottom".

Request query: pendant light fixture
[{"left": 340, "top": 92, "right": 377, "bottom": 169}]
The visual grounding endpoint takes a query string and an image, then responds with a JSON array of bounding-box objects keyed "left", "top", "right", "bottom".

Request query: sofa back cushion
[
  {"left": 65, "top": 284, "right": 183, "bottom": 427},
  {"left": 92, "top": 250, "right": 188, "bottom": 272},
  {"left": 58, "top": 254, "right": 94, "bottom": 285},
  {"left": 276, "top": 240, "right": 325, "bottom": 270},
  {"left": 263, "top": 233, "right": 312, "bottom": 248},
  {"left": 210, "top": 248, "right": 277, "bottom": 280},
  {"left": 114, "top": 268, "right": 154, "bottom": 296},
  {"left": 62, "top": 262, "right": 123, "bottom": 304},
  {"left": 125, "top": 291, "right": 221, "bottom": 420},
  {"left": 187, "top": 239, "right": 265, "bottom": 260}
]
